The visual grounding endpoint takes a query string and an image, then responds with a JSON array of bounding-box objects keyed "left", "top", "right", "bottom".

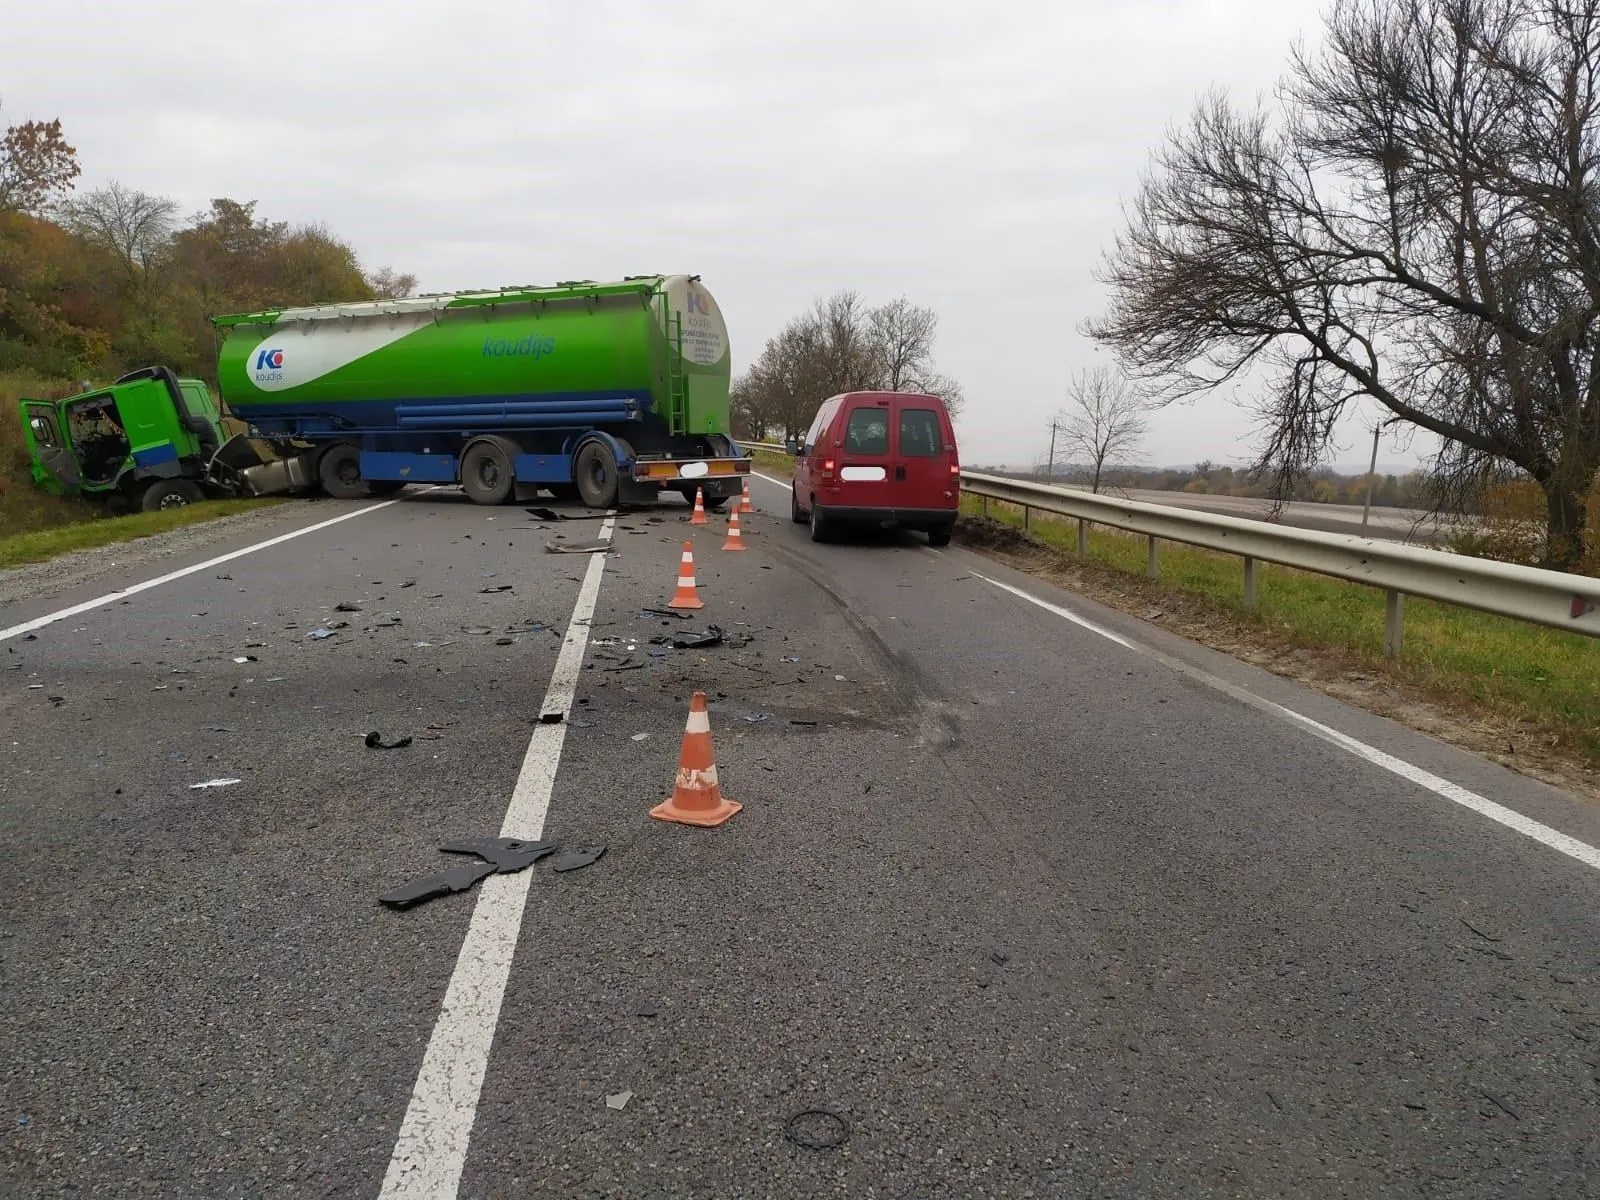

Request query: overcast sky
[{"left": 1, "top": 0, "right": 1423, "bottom": 472}]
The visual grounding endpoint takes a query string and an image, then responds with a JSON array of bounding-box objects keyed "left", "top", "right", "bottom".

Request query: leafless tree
[
  {"left": 1058, "top": 366, "right": 1148, "bottom": 493},
  {"left": 0, "top": 103, "right": 79, "bottom": 214},
  {"left": 64, "top": 181, "right": 179, "bottom": 289},
  {"left": 368, "top": 266, "right": 419, "bottom": 299},
  {"left": 1088, "top": 0, "right": 1600, "bottom": 570},
  {"left": 731, "top": 291, "right": 965, "bottom": 438}
]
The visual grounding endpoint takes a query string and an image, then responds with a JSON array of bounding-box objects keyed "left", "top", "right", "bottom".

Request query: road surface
[{"left": 2, "top": 481, "right": 1597, "bottom": 1198}]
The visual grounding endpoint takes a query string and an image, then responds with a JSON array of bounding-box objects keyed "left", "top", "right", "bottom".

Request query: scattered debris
[
  {"left": 379, "top": 861, "right": 497, "bottom": 910},
  {"left": 189, "top": 778, "right": 242, "bottom": 790},
  {"left": 740, "top": 713, "right": 771, "bottom": 724},
  {"left": 207, "top": 726, "right": 236, "bottom": 734},
  {"left": 48, "top": 695, "right": 65, "bottom": 707},
  {"left": 461, "top": 626, "right": 493, "bottom": 636},
  {"left": 495, "top": 637, "right": 517, "bottom": 646},
  {"left": 232, "top": 655, "right": 257, "bottom": 664},
  {"left": 604, "top": 659, "right": 647, "bottom": 672},
  {"left": 785, "top": 1108, "right": 850, "bottom": 1150},
  {"left": 834, "top": 675, "right": 847, "bottom": 682},
  {"left": 480, "top": 585, "right": 514, "bottom": 593},
  {"left": 539, "top": 712, "right": 564, "bottom": 725},
  {"left": 631, "top": 732, "right": 651, "bottom": 742},
  {"left": 304, "top": 628, "right": 339, "bottom": 640},
  {"left": 605, "top": 1091, "right": 633, "bottom": 1111},
  {"left": 1480, "top": 1090, "right": 1521, "bottom": 1121},
  {"left": 639, "top": 608, "right": 692, "bottom": 620},
  {"left": 400, "top": 580, "right": 417, "bottom": 589},
  {"left": 545, "top": 540, "right": 610, "bottom": 554},
  {"left": 783, "top": 655, "right": 800, "bottom": 663},
  {"left": 439, "top": 837, "right": 557, "bottom": 872},
  {"left": 526, "top": 507, "right": 568, "bottom": 521},
  {"left": 790, "top": 719, "right": 818, "bottom": 726},
  {"left": 365, "top": 731, "right": 413, "bottom": 750},
  {"left": 371, "top": 617, "right": 403, "bottom": 628},
  {"left": 334, "top": 601, "right": 363, "bottom": 613},
  {"left": 550, "top": 845, "right": 605, "bottom": 872},
  {"left": 672, "top": 625, "right": 725, "bottom": 650},
  {"left": 633, "top": 1001, "right": 658, "bottom": 1018}
]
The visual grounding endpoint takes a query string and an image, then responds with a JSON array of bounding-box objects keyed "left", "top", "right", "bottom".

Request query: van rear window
[
  {"left": 898, "top": 408, "right": 943, "bottom": 457},
  {"left": 844, "top": 408, "right": 890, "bottom": 455}
]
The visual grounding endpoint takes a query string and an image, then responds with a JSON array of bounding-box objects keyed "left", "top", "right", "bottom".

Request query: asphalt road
[{"left": 3, "top": 482, "right": 1599, "bottom": 1198}]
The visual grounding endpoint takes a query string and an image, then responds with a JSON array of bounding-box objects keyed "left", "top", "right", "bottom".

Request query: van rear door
[
  {"left": 834, "top": 396, "right": 894, "bottom": 509},
  {"left": 892, "top": 398, "right": 957, "bottom": 512}
]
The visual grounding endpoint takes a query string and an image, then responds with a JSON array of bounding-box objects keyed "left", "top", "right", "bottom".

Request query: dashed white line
[
  {"left": 0, "top": 497, "right": 405, "bottom": 644},
  {"left": 378, "top": 516, "right": 615, "bottom": 1200},
  {"left": 973, "top": 569, "right": 1600, "bottom": 874}
]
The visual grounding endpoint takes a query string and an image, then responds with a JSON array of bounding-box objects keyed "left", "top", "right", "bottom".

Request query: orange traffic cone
[
  {"left": 690, "top": 486, "right": 708, "bottom": 526},
  {"left": 650, "top": 691, "right": 742, "bottom": 827},
  {"left": 668, "top": 541, "right": 704, "bottom": 609},
  {"left": 739, "top": 477, "right": 754, "bottom": 515},
  {"left": 722, "top": 504, "right": 748, "bottom": 552}
]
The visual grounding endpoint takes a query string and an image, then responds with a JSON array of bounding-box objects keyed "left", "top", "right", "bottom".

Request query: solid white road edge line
[
  {"left": 974, "top": 570, "right": 1600, "bottom": 874},
  {"left": 378, "top": 515, "right": 616, "bottom": 1200},
  {"left": 0, "top": 497, "right": 406, "bottom": 644},
  {"left": 752, "top": 470, "right": 793, "bottom": 492}
]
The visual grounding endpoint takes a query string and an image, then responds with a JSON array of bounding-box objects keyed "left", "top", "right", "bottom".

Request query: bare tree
[
  {"left": 733, "top": 291, "right": 965, "bottom": 437},
  {"left": 64, "top": 181, "right": 179, "bottom": 289},
  {"left": 1058, "top": 366, "right": 1148, "bottom": 493},
  {"left": 368, "top": 266, "right": 418, "bottom": 299},
  {"left": 1088, "top": 0, "right": 1600, "bottom": 570},
  {"left": 0, "top": 104, "right": 79, "bottom": 214}
]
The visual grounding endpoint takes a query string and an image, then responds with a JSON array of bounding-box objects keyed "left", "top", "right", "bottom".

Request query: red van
[{"left": 790, "top": 391, "right": 960, "bottom": 545}]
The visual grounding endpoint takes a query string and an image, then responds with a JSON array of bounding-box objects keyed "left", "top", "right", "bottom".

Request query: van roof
[{"left": 832, "top": 390, "right": 950, "bottom": 405}]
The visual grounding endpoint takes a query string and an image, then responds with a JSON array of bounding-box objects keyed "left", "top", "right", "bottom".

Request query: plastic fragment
[
  {"left": 438, "top": 837, "right": 557, "bottom": 873},
  {"left": 480, "top": 585, "right": 514, "bottom": 593},
  {"left": 672, "top": 625, "right": 725, "bottom": 650},
  {"left": 526, "top": 507, "right": 567, "bottom": 521},
  {"left": 379, "top": 860, "right": 496, "bottom": 910},
  {"left": 334, "top": 601, "right": 363, "bottom": 613},
  {"left": 189, "top": 778, "right": 242, "bottom": 790},
  {"left": 364, "top": 731, "right": 413, "bottom": 750},
  {"left": 545, "top": 540, "right": 610, "bottom": 554},
  {"left": 605, "top": 1091, "right": 632, "bottom": 1111},
  {"left": 550, "top": 845, "right": 606, "bottom": 872}
]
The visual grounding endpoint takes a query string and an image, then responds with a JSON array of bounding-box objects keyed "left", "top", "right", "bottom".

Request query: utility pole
[
  {"left": 1046, "top": 419, "right": 1058, "bottom": 480},
  {"left": 1362, "top": 417, "right": 1401, "bottom": 529}
]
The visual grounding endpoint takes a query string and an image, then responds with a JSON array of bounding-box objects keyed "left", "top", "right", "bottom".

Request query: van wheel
[
  {"left": 318, "top": 444, "right": 368, "bottom": 499},
  {"left": 461, "top": 440, "right": 515, "bottom": 505},
  {"left": 809, "top": 500, "right": 831, "bottom": 543},
  {"left": 574, "top": 440, "right": 619, "bottom": 508},
  {"left": 927, "top": 527, "right": 952, "bottom": 548},
  {"left": 141, "top": 479, "right": 204, "bottom": 512},
  {"left": 791, "top": 488, "right": 807, "bottom": 523}
]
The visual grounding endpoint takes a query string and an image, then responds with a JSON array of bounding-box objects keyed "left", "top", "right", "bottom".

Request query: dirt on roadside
[{"left": 956, "top": 515, "right": 1600, "bottom": 804}]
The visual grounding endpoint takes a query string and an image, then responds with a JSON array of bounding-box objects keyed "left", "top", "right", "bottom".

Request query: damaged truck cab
[{"left": 18, "top": 367, "right": 302, "bottom": 511}]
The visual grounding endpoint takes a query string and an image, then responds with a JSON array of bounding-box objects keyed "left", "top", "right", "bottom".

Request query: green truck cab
[{"left": 20, "top": 367, "right": 231, "bottom": 511}]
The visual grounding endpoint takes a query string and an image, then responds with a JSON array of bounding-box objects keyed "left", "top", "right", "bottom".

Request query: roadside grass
[
  {"left": 966, "top": 495, "right": 1600, "bottom": 764},
  {"left": 0, "top": 498, "right": 278, "bottom": 569}
]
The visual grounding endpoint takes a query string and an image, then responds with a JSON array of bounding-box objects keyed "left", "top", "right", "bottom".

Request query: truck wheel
[
  {"left": 461, "top": 440, "right": 515, "bottom": 505},
  {"left": 368, "top": 480, "right": 408, "bottom": 496},
  {"left": 318, "top": 445, "right": 368, "bottom": 499},
  {"left": 141, "top": 479, "right": 204, "bottom": 512},
  {"left": 574, "top": 440, "right": 619, "bottom": 509}
]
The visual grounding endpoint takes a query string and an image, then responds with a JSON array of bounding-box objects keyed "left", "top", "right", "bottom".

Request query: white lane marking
[
  {"left": 752, "top": 470, "right": 793, "bottom": 492},
  {"left": 379, "top": 514, "right": 615, "bottom": 1199},
  {"left": 0, "top": 498, "right": 404, "bottom": 644},
  {"left": 972, "top": 569, "right": 1600, "bottom": 874}
]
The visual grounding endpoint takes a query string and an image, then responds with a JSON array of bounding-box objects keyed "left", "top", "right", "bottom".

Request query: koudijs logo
[
  {"left": 253, "top": 348, "right": 285, "bottom": 383},
  {"left": 483, "top": 335, "right": 556, "bottom": 359}
]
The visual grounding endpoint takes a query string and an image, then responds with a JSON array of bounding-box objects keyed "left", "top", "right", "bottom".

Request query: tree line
[
  {"left": 730, "top": 291, "right": 963, "bottom": 441},
  {"left": 0, "top": 100, "right": 413, "bottom": 387}
]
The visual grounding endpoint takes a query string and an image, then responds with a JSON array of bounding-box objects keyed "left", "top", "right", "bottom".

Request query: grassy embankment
[
  {"left": 749, "top": 449, "right": 1600, "bottom": 766},
  {"left": 0, "top": 372, "right": 271, "bottom": 567}
]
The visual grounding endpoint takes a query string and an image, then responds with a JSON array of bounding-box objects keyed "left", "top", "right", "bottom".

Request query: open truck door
[{"left": 19, "top": 402, "right": 79, "bottom": 494}]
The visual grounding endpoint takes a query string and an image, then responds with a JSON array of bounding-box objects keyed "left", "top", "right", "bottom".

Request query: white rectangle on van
[{"left": 840, "top": 466, "right": 887, "bottom": 482}]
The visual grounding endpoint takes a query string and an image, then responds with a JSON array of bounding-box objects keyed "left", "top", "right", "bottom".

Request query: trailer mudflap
[{"left": 631, "top": 457, "right": 751, "bottom": 485}]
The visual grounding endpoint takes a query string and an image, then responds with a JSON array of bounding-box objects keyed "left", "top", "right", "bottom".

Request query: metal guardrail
[{"left": 738, "top": 439, "right": 1600, "bottom": 656}]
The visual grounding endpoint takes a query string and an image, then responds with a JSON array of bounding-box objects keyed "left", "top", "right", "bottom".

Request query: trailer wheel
[
  {"left": 141, "top": 479, "right": 204, "bottom": 512},
  {"left": 318, "top": 444, "right": 368, "bottom": 499},
  {"left": 574, "top": 440, "right": 619, "bottom": 509},
  {"left": 461, "top": 439, "right": 515, "bottom": 505}
]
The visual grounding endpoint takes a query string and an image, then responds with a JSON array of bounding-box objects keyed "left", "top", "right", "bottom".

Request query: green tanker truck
[
  {"left": 212, "top": 273, "right": 748, "bottom": 508},
  {"left": 16, "top": 274, "right": 749, "bottom": 513}
]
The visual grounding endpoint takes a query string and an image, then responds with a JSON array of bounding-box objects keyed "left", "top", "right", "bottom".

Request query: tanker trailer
[{"left": 211, "top": 274, "right": 749, "bottom": 509}]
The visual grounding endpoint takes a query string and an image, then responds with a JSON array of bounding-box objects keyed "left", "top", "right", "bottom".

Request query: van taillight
[
  {"left": 823, "top": 458, "right": 836, "bottom": 473},
  {"left": 949, "top": 463, "right": 960, "bottom": 475}
]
